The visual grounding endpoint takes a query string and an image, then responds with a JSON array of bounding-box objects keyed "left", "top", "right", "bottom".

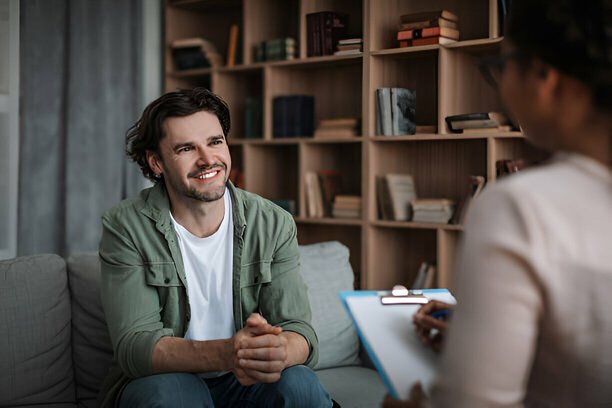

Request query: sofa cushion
[
  {"left": 66, "top": 253, "right": 113, "bottom": 407},
  {"left": 299, "top": 241, "right": 361, "bottom": 369},
  {"left": 0, "top": 254, "right": 76, "bottom": 406},
  {"left": 316, "top": 366, "right": 387, "bottom": 407}
]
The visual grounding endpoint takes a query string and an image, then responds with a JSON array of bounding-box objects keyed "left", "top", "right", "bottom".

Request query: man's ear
[{"left": 146, "top": 150, "right": 163, "bottom": 176}]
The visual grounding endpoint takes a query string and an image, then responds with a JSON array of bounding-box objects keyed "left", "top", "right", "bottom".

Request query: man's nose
[{"left": 195, "top": 148, "right": 214, "bottom": 167}]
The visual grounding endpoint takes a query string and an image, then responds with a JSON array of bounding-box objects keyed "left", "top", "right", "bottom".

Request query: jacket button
[{"left": 164, "top": 278, "right": 170, "bottom": 284}]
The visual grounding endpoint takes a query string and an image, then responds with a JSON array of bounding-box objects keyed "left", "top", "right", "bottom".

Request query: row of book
[
  {"left": 410, "top": 261, "right": 437, "bottom": 289},
  {"left": 304, "top": 170, "right": 361, "bottom": 219},
  {"left": 313, "top": 117, "right": 359, "bottom": 139},
  {"left": 396, "top": 9, "right": 460, "bottom": 48},
  {"left": 335, "top": 38, "right": 363, "bottom": 56},
  {"left": 306, "top": 11, "right": 348, "bottom": 57},
  {"left": 376, "top": 173, "right": 487, "bottom": 225},
  {"left": 254, "top": 38, "right": 297, "bottom": 62}
]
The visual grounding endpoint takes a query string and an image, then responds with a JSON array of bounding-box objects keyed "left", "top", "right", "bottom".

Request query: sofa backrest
[
  {"left": 66, "top": 253, "right": 113, "bottom": 408},
  {"left": 0, "top": 254, "right": 76, "bottom": 406}
]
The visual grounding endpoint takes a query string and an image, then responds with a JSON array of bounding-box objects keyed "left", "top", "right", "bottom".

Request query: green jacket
[{"left": 97, "top": 182, "right": 317, "bottom": 407}]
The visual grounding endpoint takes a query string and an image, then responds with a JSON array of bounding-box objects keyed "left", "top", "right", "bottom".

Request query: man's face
[{"left": 149, "top": 110, "right": 232, "bottom": 204}]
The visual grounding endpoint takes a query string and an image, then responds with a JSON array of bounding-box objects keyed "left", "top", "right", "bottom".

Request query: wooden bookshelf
[{"left": 163, "top": 0, "right": 536, "bottom": 290}]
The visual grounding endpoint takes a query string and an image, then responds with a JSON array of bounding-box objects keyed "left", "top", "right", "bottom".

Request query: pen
[{"left": 430, "top": 309, "right": 451, "bottom": 320}]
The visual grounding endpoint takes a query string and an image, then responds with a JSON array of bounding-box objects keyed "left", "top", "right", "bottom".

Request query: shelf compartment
[
  {"left": 165, "top": 0, "right": 242, "bottom": 74},
  {"left": 243, "top": 144, "right": 299, "bottom": 211},
  {"left": 297, "top": 223, "right": 362, "bottom": 286},
  {"left": 438, "top": 46, "right": 506, "bottom": 133},
  {"left": 369, "top": 51, "right": 439, "bottom": 136},
  {"left": 487, "top": 137, "right": 550, "bottom": 181},
  {"left": 299, "top": 0, "right": 364, "bottom": 58},
  {"left": 366, "top": 227, "right": 437, "bottom": 290},
  {"left": 368, "top": 0, "right": 492, "bottom": 52},
  {"left": 368, "top": 139, "right": 487, "bottom": 220},
  {"left": 299, "top": 142, "right": 362, "bottom": 218},
  {"left": 213, "top": 68, "right": 264, "bottom": 139},
  {"left": 244, "top": 0, "right": 300, "bottom": 65},
  {"left": 265, "top": 59, "right": 362, "bottom": 140}
]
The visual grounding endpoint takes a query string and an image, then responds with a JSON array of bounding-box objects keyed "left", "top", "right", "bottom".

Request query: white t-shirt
[{"left": 170, "top": 188, "right": 235, "bottom": 346}]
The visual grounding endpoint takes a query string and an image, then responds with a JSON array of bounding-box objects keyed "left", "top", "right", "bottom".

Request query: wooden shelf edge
[
  {"left": 295, "top": 217, "right": 363, "bottom": 226},
  {"left": 371, "top": 220, "right": 464, "bottom": 231},
  {"left": 370, "top": 45, "right": 439, "bottom": 56}
]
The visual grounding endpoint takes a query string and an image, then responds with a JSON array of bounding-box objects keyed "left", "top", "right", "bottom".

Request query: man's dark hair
[
  {"left": 506, "top": 0, "right": 612, "bottom": 110},
  {"left": 126, "top": 87, "right": 231, "bottom": 183}
]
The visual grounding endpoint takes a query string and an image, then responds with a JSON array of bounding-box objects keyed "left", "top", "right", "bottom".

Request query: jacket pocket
[
  {"left": 240, "top": 261, "right": 272, "bottom": 288},
  {"left": 145, "top": 263, "right": 182, "bottom": 287}
]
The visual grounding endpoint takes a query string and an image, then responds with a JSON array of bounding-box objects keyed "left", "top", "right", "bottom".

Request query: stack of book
[
  {"left": 445, "top": 112, "right": 511, "bottom": 133},
  {"left": 411, "top": 199, "right": 455, "bottom": 224},
  {"left": 396, "top": 10, "right": 459, "bottom": 47},
  {"left": 332, "top": 195, "right": 361, "bottom": 219},
  {"left": 411, "top": 261, "right": 437, "bottom": 289},
  {"left": 376, "top": 88, "right": 416, "bottom": 136},
  {"left": 306, "top": 11, "right": 348, "bottom": 57},
  {"left": 334, "top": 38, "right": 363, "bottom": 56},
  {"left": 170, "top": 37, "right": 223, "bottom": 70},
  {"left": 273, "top": 95, "right": 314, "bottom": 138},
  {"left": 314, "top": 117, "right": 359, "bottom": 139},
  {"left": 254, "top": 38, "right": 296, "bottom": 62}
]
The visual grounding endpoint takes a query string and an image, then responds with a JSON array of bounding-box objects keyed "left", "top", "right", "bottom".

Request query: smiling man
[{"left": 97, "top": 88, "right": 331, "bottom": 408}]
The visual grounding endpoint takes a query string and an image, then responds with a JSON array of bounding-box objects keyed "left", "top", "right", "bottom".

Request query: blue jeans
[{"left": 118, "top": 365, "right": 332, "bottom": 407}]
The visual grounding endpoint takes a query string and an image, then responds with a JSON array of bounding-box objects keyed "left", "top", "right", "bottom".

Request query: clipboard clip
[{"left": 380, "top": 285, "right": 429, "bottom": 305}]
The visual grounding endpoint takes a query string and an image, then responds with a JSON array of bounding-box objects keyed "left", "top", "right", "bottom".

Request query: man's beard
[{"left": 168, "top": 163, "right": 228, "bottom": 203}]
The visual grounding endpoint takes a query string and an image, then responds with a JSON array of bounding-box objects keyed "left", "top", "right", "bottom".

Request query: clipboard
[{"left": 339, "top": 288, "right": 456, "bottom": 400}]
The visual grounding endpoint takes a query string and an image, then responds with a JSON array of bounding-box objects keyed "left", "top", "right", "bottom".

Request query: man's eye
[
  {"left": 178, "top": 146, "right": 193, "bottom": 153},
  {"left": 212, "top": 139, "right": 223, "bottom": 145}
]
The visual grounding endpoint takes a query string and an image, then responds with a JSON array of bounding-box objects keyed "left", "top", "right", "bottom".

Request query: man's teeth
[{"left": 197, "top": 171, "right": 218, "bottom": 180}]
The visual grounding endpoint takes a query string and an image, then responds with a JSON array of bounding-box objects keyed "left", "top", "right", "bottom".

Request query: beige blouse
[{"left": 430, "top": 153, "right": 612, "bottom": 407}]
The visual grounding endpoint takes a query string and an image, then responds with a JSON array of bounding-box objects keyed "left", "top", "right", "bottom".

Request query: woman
[{"left": 388, "top": 0, "right": 612, "bottom": 406}]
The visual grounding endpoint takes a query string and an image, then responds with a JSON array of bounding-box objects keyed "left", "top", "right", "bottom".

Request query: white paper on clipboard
[{"left": 339, "top": 289, "right": 456, "bottom": 400}]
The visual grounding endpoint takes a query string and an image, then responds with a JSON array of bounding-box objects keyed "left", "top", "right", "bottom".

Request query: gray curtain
[{"left": 18, "top": 0, "right": 145, "bottom": 256}]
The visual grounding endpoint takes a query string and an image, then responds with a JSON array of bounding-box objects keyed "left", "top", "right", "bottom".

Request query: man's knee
[
  {"left": 119, "top": 372, "right": 213, "bottom": 408},
  {"left": 275, "top": 365, "right": 331, "bottom": 407}
]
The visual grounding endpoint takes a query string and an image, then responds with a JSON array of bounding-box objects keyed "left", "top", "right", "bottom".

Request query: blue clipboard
[{"left": 339, "top": 289, "right": 456, "bottom": 400}]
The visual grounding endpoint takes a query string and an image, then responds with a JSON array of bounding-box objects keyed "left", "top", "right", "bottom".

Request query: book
[
  {"left": 338, "top": 38, "right": 363, "bottom": 45},
  {"left": 244, "top": 97, "right": 262, "bottom": 139},
  {"left": 411, "top": 262, "right": 436, "bottom": 289},
  {"left": 272, "top": 199, "right": 296, "bottom": 215},
  {"left": 411, "top": 199, "right": 455, "bottom": 224},
  {"left": 411, "top": 36, "right": 457, "bottom": 46},
  {"left": 376, "top": 88, "right": 393, "bottom": 136},
  {"left": 450, "top": 175, "right": 486, "bottom": 225},
  {"left": 318, "top": 170, "right": 342, "bottom": 217},
  {"left": 385, "top": 174, "right": 417, "bottom": 221},
  {"left": 334, "top": 195, "right": 362, "bottom": 205},
  {"left": 398, "top": 18, "right": 458, "bottom": 31},
  {"left": 496, "top": 159, "right": 526, "bottom": 177},
  {"left": 273, "top": 95, "right": 315, "bottom": 138},
  {"left": 445, "top": 112, "right": 509, "bottom": 133},
  {"left": 397, "top": 27, "right": 460, "bottom": 41},
  {"left": 334, "top": 49, "right": 363, "bottom": 56},
  {"left": 376, "top": 176, "right": 394, "bottom": 220},
  {"left": 305, "top": 172, "right": 324, "bottom": 218},
  {"left": 170, "top": 37, "right": 223, "bottom": 70},
  {"left": 391, "top": 88, "right": 417, "bottom": 135},
  {"left": 226, "top": 24, "right": 239, "bottom": 67},
  {"left": 400, "top": 10, "right": 459, "bottom": 24}
]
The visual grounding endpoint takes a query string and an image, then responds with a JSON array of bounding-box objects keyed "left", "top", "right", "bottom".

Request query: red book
[{"left": 397, "top": 26, "right": 459, "bottom": 41}]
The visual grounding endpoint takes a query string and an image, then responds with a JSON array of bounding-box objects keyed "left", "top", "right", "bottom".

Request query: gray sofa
[{"left": 0, "top": 241, "right": 386, "bottom": 407}]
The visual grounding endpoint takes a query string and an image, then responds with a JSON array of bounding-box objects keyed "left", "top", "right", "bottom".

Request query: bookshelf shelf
[
  {"left": 371, "top": 220, "right": 463, "bottom": 231},
  {"left": 295, "top": 217, "right": 363, "bottom": 227},
  {"left": 164, "top": 0, "right": 529, "bottom": 290}
]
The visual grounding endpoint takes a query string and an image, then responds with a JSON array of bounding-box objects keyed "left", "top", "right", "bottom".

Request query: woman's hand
[{"left": 413, "top": 301, "right": 453, "bottom": 353}]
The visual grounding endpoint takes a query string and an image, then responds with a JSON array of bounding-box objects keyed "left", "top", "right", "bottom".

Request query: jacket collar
[{"left": 139, "top": 181, "right": 246, "bottom": 236}]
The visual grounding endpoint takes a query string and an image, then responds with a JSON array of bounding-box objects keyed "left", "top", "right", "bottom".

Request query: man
[{"left": 98, "top": 88, "right": 331, "bottom": 407}]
